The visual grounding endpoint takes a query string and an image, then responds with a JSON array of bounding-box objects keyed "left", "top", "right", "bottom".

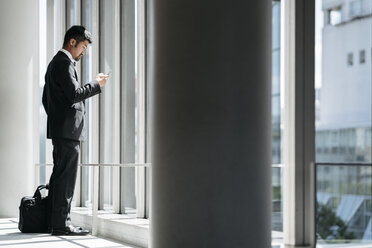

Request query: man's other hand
[{"left": 96, "top": 73, "right": 110, "bottom": 87}]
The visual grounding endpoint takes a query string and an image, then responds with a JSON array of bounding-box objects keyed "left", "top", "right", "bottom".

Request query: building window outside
[
  {"left": 350, "top": 0, "right": 363, "bottom": 18},
  {"left": 328, "top": 7, "right": 342, "bottom": 25},
  {"left": 347, "top": 52, "right": 354, "bottom": 66},
  {"left": 360, "top": 50, "right": 366, "bottom": 64},
  {"left": 350, "top": 0, "right": 372, "bottom": 19}
]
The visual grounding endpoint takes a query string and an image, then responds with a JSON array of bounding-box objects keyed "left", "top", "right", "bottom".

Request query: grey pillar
[
  {"left": 0, "top": 0, "right": 39, "bottom": 217},
  {"left": 149, "top": 0, "right": 272, "bottom": 247}
]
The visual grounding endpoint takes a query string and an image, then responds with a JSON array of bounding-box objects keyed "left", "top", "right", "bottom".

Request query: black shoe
[{"left": 51, "top": 225, "right": 89, "bottom": 236}]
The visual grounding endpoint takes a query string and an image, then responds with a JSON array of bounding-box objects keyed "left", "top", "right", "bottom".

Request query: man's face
[{"left": 69, "top": 39, "right": 89, "bottom": 61}]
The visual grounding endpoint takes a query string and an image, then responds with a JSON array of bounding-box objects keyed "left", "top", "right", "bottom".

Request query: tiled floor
[{"left": 0, "top": 218, "right": 139, "bottom": 248}]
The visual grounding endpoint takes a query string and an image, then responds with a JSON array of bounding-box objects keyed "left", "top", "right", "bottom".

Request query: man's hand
[{"left": 96, "top": 73, "right": 110, "bottom": 87}]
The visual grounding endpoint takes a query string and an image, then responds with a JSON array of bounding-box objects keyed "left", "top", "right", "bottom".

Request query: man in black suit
[{"left": 42, "top": 25, "right": 108, "bottom": 235}]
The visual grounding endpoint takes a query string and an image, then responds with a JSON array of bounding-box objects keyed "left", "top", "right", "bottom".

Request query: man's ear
[{"left": 70, "top": 38, "right": 76, "bottom": 47}]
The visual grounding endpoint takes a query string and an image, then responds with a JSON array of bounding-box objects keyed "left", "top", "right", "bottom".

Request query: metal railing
[
  {"left": 315, "top": 162, "right": 372, "bottom": 167},
  {"left": 35, "top": 163, "right": 152, "bottom": 235}
]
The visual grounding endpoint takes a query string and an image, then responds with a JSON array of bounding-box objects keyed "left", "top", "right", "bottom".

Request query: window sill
[{"left": 71, "top": 207, "right": 149, "bottom": 248}]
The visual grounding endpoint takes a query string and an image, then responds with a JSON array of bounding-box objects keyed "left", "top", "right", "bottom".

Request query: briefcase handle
[{"left": 33, "top": 184, "right": 49, "bottom": 202}]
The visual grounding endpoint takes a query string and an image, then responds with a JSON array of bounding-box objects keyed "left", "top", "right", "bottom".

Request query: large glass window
[
  {"left": 272, "top": 1, "right": 281, "bottom": 165},
  {"left": 120, "top": 0, "right": 137, "bottom": 214},
  {"left": 59, "top": 0, "right": 142, "bottom": 216},
  {"left": 67, "top": 0, "right": 79, "bottom": 26},
  {"left": 271, "top": 0, "right": 283, "bottom": 244},
  {"left": 81, "top": 0, "right": 94, "bottom": 208},
  {"left": 66, "top": 0, "right": 81, "bottom": 207},
  {"left": 315, "top": 0, "right": 372, "bottom": 244},
  {"left": 99, "top": 0, "right": 120, "bottom": 211},
  {"left": 39, "top": 0, "right": 65, "bottom": 189}
]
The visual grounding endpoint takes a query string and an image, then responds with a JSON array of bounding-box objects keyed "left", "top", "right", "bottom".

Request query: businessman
[{"left": 42, "top": 25, "right": 108, "bottom": 235}]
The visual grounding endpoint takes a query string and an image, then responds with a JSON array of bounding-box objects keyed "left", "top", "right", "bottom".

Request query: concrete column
[
  {"left": 0, "top": 0, "right": 40, "bottom": 217},
  {"left": 149, "top": 0, "right": 272, "bottom": 247}
]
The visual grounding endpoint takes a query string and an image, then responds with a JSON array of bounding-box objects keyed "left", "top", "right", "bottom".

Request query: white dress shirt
[{"left": 60, "top": 48, "right": 77, "bottom": 67}]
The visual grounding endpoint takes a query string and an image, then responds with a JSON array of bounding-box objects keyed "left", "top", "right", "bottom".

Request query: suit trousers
[{"left": 48, "top": 138, "right": 80, "bottom": 229}]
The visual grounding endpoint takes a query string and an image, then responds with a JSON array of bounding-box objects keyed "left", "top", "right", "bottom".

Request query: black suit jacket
[{"left": 42, "top": 51, "right": 101, "bottom": 141}]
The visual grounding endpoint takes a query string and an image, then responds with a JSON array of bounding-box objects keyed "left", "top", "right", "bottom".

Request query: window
[
  {"left": 360, "top": 50, "right": 366, "bottom": 64},
  {"left": 271, "top": 0, "right": 283, "bottom": 240},
  {"left": 328, "top": 7, "right": 342, "bottom": 25},
  {"left": 120, "top": 0, "right": 137, "bottom": 214},
  {"left": 66, "top": 0, "right": 81, "bottom": 207},
  {"left": 350, "top": 0, "right": 363, "bottom": 19},
  {"left": 56, "top": 0, "right": 143, "bottom": 215},
  {"left": 316, "top": 0, "right": 372, "bottom": 242},
  {"left": 81, "top": 0, "right": 94, "bottom": 208},
  {"left": 99, "top": 0, "right": 121, "bottom": 212},
  {"left": 350, "top": 0, "right": 372, "bottom": 19},
  {"left": 347, "top": 52, "right": 354, "bottom": 66}
]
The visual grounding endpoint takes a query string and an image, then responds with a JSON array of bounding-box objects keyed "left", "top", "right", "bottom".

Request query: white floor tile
[{"left": 0, "top": 218, "right": 139, "bottom": 248}]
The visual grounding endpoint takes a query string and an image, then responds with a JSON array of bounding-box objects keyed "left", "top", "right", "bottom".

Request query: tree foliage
[{"left": 317, "top": 203, "right": 355, "bottom": 241}]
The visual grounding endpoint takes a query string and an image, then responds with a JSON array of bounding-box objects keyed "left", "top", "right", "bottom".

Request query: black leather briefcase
[{"left": 18, "top": 185, "right": 49, "bottom": 233}]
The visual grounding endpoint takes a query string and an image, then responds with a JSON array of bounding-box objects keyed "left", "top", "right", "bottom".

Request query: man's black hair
[{"left": 63, "top": 25, "right": 92, "bottom": 47}]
